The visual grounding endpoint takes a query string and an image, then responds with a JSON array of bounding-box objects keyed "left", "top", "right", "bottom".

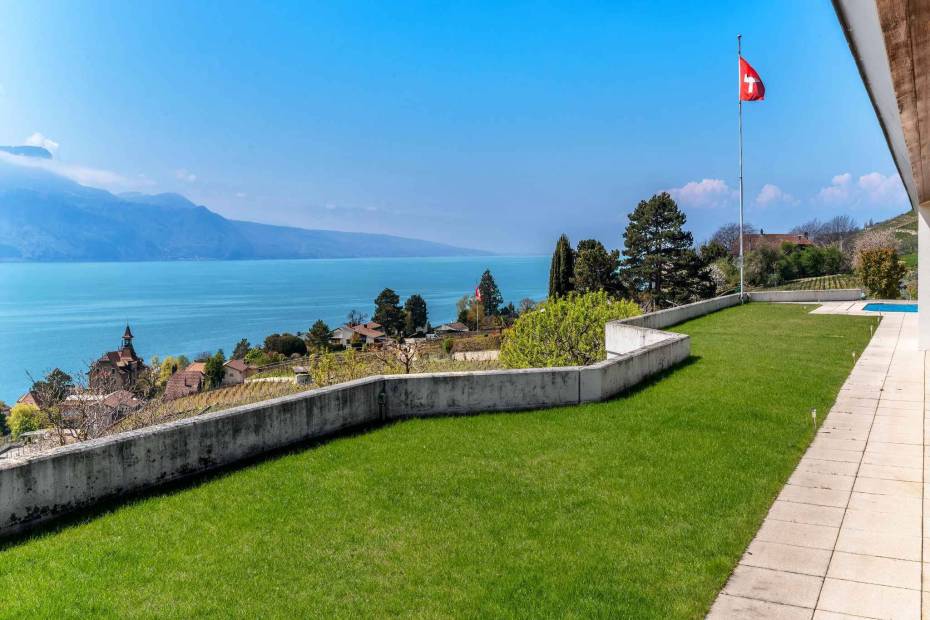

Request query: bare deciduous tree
[
  {"left": 710, "top": 222, "right": 757, "bottom": 252},
  {"left": 375, "top": 339, "right": 427, "bottom": 374}
]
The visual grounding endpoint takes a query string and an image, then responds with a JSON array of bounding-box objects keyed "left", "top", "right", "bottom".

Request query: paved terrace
[{"left": 709, "top": 305, "right": 926, "bottom": 619}]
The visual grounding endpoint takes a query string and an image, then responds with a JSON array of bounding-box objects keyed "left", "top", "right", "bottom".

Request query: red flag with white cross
[{"left": 739, "top": 56, "right": 765, "bottom": 101}]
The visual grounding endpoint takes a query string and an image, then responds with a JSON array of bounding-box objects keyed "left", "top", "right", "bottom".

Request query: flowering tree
[{"left": 500, "top": 291, "right": 640, "bottom": 368}]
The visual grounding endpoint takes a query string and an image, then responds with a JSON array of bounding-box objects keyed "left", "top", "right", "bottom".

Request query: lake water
[{"left": 0, "top": 256, "right": 549, "bottom": 402}]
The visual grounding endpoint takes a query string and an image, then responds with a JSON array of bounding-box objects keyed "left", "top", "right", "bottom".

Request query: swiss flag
[{"left": 739, "top": 56, "right": 765, "bottom": 101}]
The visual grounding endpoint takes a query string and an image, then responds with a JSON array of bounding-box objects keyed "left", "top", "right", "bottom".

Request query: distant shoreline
[{"left": 0, "top": 254, "right": 552, "bottom": 266}]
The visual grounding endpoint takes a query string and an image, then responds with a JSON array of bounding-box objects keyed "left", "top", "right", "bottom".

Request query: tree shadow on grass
[{"left": 0, "top": 355, "right": 701, "bottom": 550}]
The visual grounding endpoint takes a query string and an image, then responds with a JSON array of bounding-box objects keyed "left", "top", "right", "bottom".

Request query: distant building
[
  {"left": 736, "top": 231, "right": 813, "bottom": 254},
  {"left": 222, "top": 359, "right": 257, "bottom": 386},
  {"left": 329, "top": 321, "right": 387, "bottom": 347},
  {"left": 89, "top": 325, "right": 147, "bottom": 391},
  {"left": 15, "top": 391, "right": 41, "bottom": 408},
  {"left": 164, "top": 362, "right": 206, "bottom": 401},
  {"left": 434, "top": 322, "right": 470, "bottom": 335},
  {"left": 59, "top": 389, "right": 142, "bottom": 419}
]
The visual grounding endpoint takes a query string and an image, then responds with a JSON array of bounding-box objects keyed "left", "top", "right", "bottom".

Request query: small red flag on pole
[
  {"left": 475, "top": 286, "right": 482, "bottom": 302},
  {"left": 736, "top": 36, "right": 765, "bottom": 300},
  {"left": 739, "top": 56, "right": 765, "bottom": 101}
]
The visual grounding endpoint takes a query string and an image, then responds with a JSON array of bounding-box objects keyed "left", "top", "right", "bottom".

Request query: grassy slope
[{"left": 0, "top": 304, "right": 874, "bottom": 619}]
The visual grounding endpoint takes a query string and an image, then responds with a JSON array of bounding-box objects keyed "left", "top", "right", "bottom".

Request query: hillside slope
[{"left": 0, "top": 155, "right": 486, "bottom": 261}]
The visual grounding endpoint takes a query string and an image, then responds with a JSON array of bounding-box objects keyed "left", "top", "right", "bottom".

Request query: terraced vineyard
[{"left": 756, "top": 274, "right": 861, "bottom": 291}]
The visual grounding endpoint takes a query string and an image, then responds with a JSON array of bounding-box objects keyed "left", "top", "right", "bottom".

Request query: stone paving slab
[{"left": 708, "top": 308, "right": 926, "bottom": 619}]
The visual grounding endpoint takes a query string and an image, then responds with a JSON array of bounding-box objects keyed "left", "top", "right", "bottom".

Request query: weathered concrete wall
[
  {"left": 384, "top": 367, "right": 582, "bottom": 418},
  {"left": 748, "top": 289, "right": 863, "bottom": 302},
  {"left": 618, "top": 294, "right": 743, "bottom": 330},
  {"left": 580, "top": 334, "right": 690, "bottom": 403},
  {"left": 6, "top": 292, "right": 767, "bottom": 539},
  {"left": 451, "top": 350, "right": 500, "bottom": 362},
  {"left": 0, "top": 378, "right": 384, "bottom": 538}
]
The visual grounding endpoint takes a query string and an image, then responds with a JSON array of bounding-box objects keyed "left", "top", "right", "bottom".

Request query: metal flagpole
[{"left": 738, "top": 34, "right": 745, "bottom": 299}]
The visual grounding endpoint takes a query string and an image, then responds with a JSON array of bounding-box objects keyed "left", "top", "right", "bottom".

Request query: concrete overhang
[{"left": 833, "top": 0, "right": 921, "bottom": 209}]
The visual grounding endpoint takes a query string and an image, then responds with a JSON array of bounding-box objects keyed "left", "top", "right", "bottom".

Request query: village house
[
  {"left": 222, "top": 359, "right": 257, "bottom": 386},
  {"left": 329, "top": 321, "right": 387, "bottom": 347},
  {"left": 163, "top": 362, "right": 206, "bottom": 401},
  {"left": 89, "top": 325, "right": 147, "bottom": 391},
  {"left": 59, "top": 389, "right": 142, "bottom": 420},
  {"left": 735, "top": 230, "right": 813, "bottom": 254},
  {"left": 434, "top": 322, "right": 470, "bottom": 335},
  {"left": 15, "top": 391, "right": 41, "bottom": 408}
]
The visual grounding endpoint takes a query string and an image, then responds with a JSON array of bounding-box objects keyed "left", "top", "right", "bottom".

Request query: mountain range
[{"left": 0, "top": 148, "right": 485, "bottom": 261}]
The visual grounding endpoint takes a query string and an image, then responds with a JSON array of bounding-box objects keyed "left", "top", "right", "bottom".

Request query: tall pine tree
[
  {"left": 403, "top": 294, "right": 429, "bottom": 335},
  {"left": 372, "top": 288, "right": 404, "bottom": 336},
  {"left": 477, "top": 270, "right": 503, "bottom": 315},
  {"left": 622, "top": 192, "right": 713, "bottom": 307},
  {"left": 548, "top": 234, "right": 574, "bottom": 298}
]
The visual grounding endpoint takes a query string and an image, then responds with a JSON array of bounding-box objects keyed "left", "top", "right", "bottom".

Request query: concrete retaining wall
[
  {"left": 0, "top": 293, "right": 749, "bottom": 539},
  {"left": 451, "top": 350, "right": 500, "bottom": 362},
  {"left": 748, "top": 289, "right": 864, "bottom": 302},
  {"left": 617, "top": 294, "right": 743, "bottom": 330}
]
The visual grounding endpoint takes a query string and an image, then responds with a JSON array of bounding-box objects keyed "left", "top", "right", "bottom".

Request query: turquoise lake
[{"left": 0, "top": 256, "right": 549, "bottom": 402}]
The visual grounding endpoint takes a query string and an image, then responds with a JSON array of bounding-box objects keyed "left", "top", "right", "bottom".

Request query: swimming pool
[{"left": 862, "top": 302, "right": 918, "bottom": 313}]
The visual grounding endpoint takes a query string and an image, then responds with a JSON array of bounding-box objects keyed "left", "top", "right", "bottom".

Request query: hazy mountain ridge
[{"left": 0, "top": 155, "right": 486, "bottom": 261}]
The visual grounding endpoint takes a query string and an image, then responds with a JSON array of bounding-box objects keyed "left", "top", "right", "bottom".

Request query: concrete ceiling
[{"left": 834, "top": 0, "right": 924, "bottom": 209}]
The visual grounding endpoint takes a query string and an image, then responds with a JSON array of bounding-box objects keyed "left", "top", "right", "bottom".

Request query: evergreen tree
[
  {"left": 203, "top": 350, "right": 226, "bottom": 389},
  {"left": 307, "top": 320, "right": 331, "bottom": 351},
  {"left": 573, "top": 239, "right": 620, "bottom": 295},
  {"left": 372, "top": 288, "right": 404, "bottom": 336},
  {"left": 621, "top": 192, "right": 713, "bottom": 306},
  {"left": 548, "top": 234, "right": 574, "bottom": 298},
  {"left": 403, "top": 294, "right": 429, "bottom": 335},
  {"left": 231, "top": 338, "right": 251, "bottom": 360},
  {"left": 477, "top": 270, "right": 503, "bottom": 315}
]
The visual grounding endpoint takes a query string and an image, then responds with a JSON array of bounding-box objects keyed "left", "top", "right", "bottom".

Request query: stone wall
[{"left": 748, "top": 289, "right": 864, "bottom": 302}]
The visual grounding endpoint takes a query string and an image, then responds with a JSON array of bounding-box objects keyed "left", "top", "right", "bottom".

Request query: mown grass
[{"left": 0, "top": 304, "right": 874, "bottom": 619}]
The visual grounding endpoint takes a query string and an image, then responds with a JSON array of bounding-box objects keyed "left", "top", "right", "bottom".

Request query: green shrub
[
  {"left": 500, "top": 291, "right": 640, "bottom": 368},
  {"left": 8, "top": 403, "right": 44, "bottom": 439},
  {"left": 858, "top": 248, "right": 907, "bottom": 299},
  {"left": 441, "top": 338, "right": 454, "bottom": 355}
]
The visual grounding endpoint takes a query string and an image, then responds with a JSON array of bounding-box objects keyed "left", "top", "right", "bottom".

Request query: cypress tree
[{"left": 548, "top": 234, "right": 575, "bottom": 298}]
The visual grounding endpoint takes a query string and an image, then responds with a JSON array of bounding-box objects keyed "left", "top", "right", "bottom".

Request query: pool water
[{"left": 862, "top": 302, "right": 918, "bottom": 313}]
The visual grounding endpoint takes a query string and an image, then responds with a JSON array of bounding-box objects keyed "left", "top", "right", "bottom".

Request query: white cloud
[
  {"left": 857, "top": 171, "right": 906, "bottom": 204},
  {"left": 817, "top": 171, "right": 906, "bottom": 207},
  {"left": 235, "top": 191, "right": 246, "bottom": 198},
  {"left": 24, "top": 132, "right": 60, "bottom": 154},
  {"left": 175, "top": 168, "right": 197, "bottom": 183},
  {"left": 817, "top": 173, "right": 852, "bottom": 204},
  {"left": 755, "top": 183, "right": 797, "bottom": 206},
  {"left": 665, "top": 178, "right": 737, "bottom": 209},
  {"left": 0, "top": 151, "right": 154, "bottom": 192}
]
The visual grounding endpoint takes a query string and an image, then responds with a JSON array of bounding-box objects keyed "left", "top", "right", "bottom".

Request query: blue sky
[{"left": 0, "top": 1, "right": 909, "bottom": 253}]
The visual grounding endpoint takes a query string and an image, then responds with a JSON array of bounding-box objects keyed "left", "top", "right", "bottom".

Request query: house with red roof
[{"left": 329, "top": 321, "right": 387, "bottom": 347}]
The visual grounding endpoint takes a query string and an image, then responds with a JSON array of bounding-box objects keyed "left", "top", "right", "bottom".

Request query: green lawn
[{"left": 0, "top": 304, "right": 875, "bottom": 619}]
